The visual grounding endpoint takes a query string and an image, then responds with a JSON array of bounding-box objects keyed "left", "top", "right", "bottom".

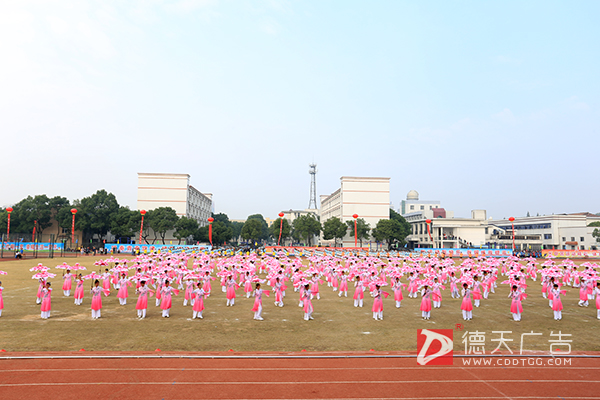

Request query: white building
[
  {"left": 400, "top": 190, "right": 441, "bottom": 215},
  {"left": 137, "top": 173, "right": 212, "bottom": 226},
  {"left": 320, "top": 176, "right": 390, "bottom": 247},
  {"left": 488, "top": 213, "right": 600, "bottom": 251}
]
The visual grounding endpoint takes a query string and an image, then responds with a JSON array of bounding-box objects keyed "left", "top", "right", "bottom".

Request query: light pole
[
  {"left": 509, "top": 217, "right": 515, "bottom": 252},
  {"left": 6, "top": 207, "right": 13, "bottom": 241},
  {"left": 70, "top": 208, "right": 77, "bottom": 249},
  {"left": 277, "top": 212, "right": 284, "bottom": 246},
  {"left": 139, "top": 210, "right": 146, "bottom": 245},
  {"left": 352, "top": 214, "right": 358, "bottom": 248},
  {"left": 208, "top": 217, "right": 214, "bottom": 246}
]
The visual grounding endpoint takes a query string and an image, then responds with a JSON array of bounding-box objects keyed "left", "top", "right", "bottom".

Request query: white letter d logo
[{"left": 417, "top": 329, "right": 453, "bottom": 365}]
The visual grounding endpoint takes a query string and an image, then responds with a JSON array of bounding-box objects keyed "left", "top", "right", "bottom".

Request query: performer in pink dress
[
  {"left": 243, "top": 272, "right": 253, "bottom": 298},
  {"left": 353, "top": 276, "right": 364, "bottom": 308},
  {"left": 135, "top": 281, "right": 153, "bottom": 319},
  {"left": 392, "top": 277, "right": 404, "bottom": 308},
  {"left": 36, "top": 278, "right": 46, "bottom": 304},
  {"left": 91, "top": 280, "right": 108, "bottom": 319},
  {"left": 62, "top": 269, "right": 73, "bottom": 296},
  {"left": 274, "top": 277, "right": 284, "bottom": 307},
  {"left": 160, "top": 280, "right": 179, "bottom": 318},
  {"left": 432, "top": 278, "right": 444, "bottom": 309},
  {"left": 183, "top": 278, "right": 195, "bottom": 306},
  {"left": 460, "top": 283, "right": 473, "bottom": 321},
  {"left": 302, "top": 283, "right": 314, "bottom": 321},
  {"left": 74, "top": 273, "right": 84, "bottom": 305},
  {"left": 509, "top": 285, "right": 524, "bottom": 321},
  {"left": 578, "top": 278, "right": 589, "bottom": 307},
  {"left": 472, "top": 276, "right": 482, "bottom": 307},
  {"left": 101, "top": 269, "right": 111, "bottom": 296},
  {"left": 0, "top": 281, "right": 4, "bottom": 317},
  {"left": 202, "top": 271, "right": 212, "bottom": 297},
  {"left": 551, "top": 284, "right": 565, "bottom": 320},
  {"left": 252, "top": 283, "right": 266, "bottom": 320},
  {"left": 117, "top": 274, "right": 132, "bottom": 305},
  {"left": 225, "top": 275, "right": 237, "bottom": 306},
  {"left": 594, "top": 282, "right": 600, "bottom": 320},
  {"left": 372, "top": 285, "right": 384, "bottom": 320},
  {"left": 192, "top": 283, "right": 205, "bottom": 319},
  {"left": 338, "top": 272, "right": 349, "bottom": 297},
  {"left": 420, "top": 285, "right": 432, "bottom": 320},
  {"left": 40, "top": 282, "right": 52, "bottom": 319}
]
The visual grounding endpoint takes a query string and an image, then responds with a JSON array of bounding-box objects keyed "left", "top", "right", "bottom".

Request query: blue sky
[{"left": 0, "top": 0, "right": 598, "bottom": 220}]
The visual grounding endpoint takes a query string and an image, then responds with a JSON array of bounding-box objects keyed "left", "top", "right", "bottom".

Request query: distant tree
[
  {"left": 372, "top": 209, "right": 411, "bottom": 249},
  {"left": 292, "top": 214, "right": 322, "bottom": 246},
  {"left": 269, "top": 218, "right": 292, "bottom": 245},
  {"left": 211, "top": 213, "right": 234, "bottom": 245},
  {"left": 10, "top": 195, "right": 54, "bottom": 234},
  {"left": 246, "top": 214, "right": 269, "bottom": 241},
  {"left": 588, "top": 221, "right": 600, "bottom": 227},
  {"left": 148, "top": 207, "right": 178, "bottom": 244},
  {"left": 73, "top": 190, "right": 120, "bottom": 243},
  {"left": 174, "top": 216, "right": 199, "bottom": 245},
  {"left": 345, "top": 218, "right": 371, "bottom": 247},
  {"left": 323, "top": 217, "right": 347, "bottom": 247},
  {"left": 193, "top": 225, "right": 209, "bottom": 243},
  {"left": 241, "top": 218, "right": 264, "bottom": 244},
  {"left": 527, "top": 211, "right": 531, "bottom": 217},
  {"left": 593, "top": 228, "right": 600, "bottom": 244},
  {"left": 110, "top": 207, "right": 139, "bottom": 241},
  {"left": 230, "top": 221, "right": 244, "bottom": 244}
]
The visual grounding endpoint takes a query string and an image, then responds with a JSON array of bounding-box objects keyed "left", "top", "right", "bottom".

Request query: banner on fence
[
  {"left": 542, "top": 249, "right": 600, "bottom": 259},
  {"left": 0, "top": 242, "right": 64, "bottom": 252},
  {"left": 412, "top": 248, "right": 514, "bottom": 258},
  {"left": 104, "top": 243, "right": 212, "bottom": 254}
]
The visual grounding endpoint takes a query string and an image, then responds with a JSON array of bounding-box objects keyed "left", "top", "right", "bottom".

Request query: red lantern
[
  {"left": 139, "top": 210, "right": 147, "bottom": 245},
  {"left": 208, "top": 217, "right": 214, "bottom": 246},
  {"left": 425, "top": 219, "right": 433, "bottom": 244},
  {"left": 277, "top": 213, "right": 285, "bottom": 246},
  {"left": 70, "top": 209, "right": 77, "bottom": 245},
  {"left": 508, "top": 217, "right": 515, "bottom": 252},
  {"left": 5, "top": 207, "right": 12, "bottom": 239},
  {"left": 353, "top": 214, "right": 358, "bottom": 248}
]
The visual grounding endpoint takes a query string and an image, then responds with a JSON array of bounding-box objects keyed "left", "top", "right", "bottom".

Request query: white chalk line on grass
[{"left": 0, "top": 380, "right": 599, "bottom": 387}]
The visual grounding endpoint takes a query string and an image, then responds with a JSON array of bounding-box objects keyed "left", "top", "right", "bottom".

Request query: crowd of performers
[{"left": 3, "top": 252, "right": 599, "bottom": 322}]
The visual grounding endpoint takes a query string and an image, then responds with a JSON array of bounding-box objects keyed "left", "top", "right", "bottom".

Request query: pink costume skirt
[
  {"left": 193, "top": 297, "right": 204, "bottom": 312},
  {"left": 160, "top": 294, "right": 172, "bottom": 310},
  {"left": 420, "top": 298, "right": 431, "bottom": 312},
  {"left": 303, "top": 299, "right": 313, "bottom": 314},
  {"left": 339, "top": 280, "right": 348, "bottom": 292},
  {"left": 552, "top": 297, "right": 563, "bottom": 311},
  {"left": 251, "top": 298, "right": 261, "bottom": 312},
  {"left": 63, "top": 278, "right": 72, "bottom": 291},
  {"left": 510, "top": 299, "right": 523, "bottom": 314},
  {"left": 394, "top": 289, "right": 403, "bottom": 302},
  {"left": 91, "top": 296, "right": 102, "bottom": 311},
  {"left": 353, "top": 288, "right": 364, "bottom": 300},
  {"left": 74, "top": 286, "right": 84, "bottom": 300},
  {"left": 473, "top": 289, "right": 482, "bottom": 300},
  {"left": 372, "top": 298, "right": 383, "bottom": 312},
  {"left": 136, "top": 294, "right": 148, "bottom": 310},
  {"left": 40, "top": 297, "right": 51, "bottom": 312},
  {"left": 117, "top": 285, "right": 128, "bottom": 299},
  {"left": 461, "top": 297, "right": 473, "bottom": 312},
  {"left": 226, "top": 286, "right": 236, "bottom": 300}
]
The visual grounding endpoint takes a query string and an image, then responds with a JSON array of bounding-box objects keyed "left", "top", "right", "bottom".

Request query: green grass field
[{"left": 0, "top": 256, "right": 598, "bottom": 353}]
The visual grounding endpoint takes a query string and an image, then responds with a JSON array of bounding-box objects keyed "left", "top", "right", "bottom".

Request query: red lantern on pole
[
  {"left": 6, "top": 207, "right": 12, "bottom": 240},
  {"left": 71, "top": 209, "right": 77, "bottom": 246},
  {"left": 426, "top": 219, "right": 433, "bottom": 245},
  {"left": 208, "top": 217, "right": 214, "bottom": 246},
  {"left": 139, "top": 210, "right": 146, "bottom": 245},
  {"left": 277, "top": 212, "right": 284, "bottom": 246},
  {"left": 352, "top": 214, "right": 358, "bottom": 248},
  {"left": 509, "top": 217, "right": 515, "bottom": 252}
]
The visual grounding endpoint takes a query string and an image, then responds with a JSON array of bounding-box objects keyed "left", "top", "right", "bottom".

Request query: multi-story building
[
  {"left": 137, "top": 173, "right": 212, "bottom": 227},
  {"left": 320, "top": 176, "right": 390, "bottom": 247},
  {"left": 488, "top": 213, "right": 600, "bottom": 250}
]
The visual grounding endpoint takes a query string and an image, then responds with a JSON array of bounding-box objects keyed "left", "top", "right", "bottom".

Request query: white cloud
[{"left": 492, "top": 108, "right": 517, "bottom": 124}]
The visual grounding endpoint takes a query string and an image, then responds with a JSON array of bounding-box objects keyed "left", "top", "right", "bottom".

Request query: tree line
[{"left": 1, "top": 190, "right": 411, "bottom": 248}]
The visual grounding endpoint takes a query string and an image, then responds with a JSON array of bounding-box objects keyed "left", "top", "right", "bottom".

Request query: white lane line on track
[
  {"left": 0, "top": 380, "right": 599, "bottom": 387},
  {"left": 462, "top": 366, "right": 512, "bottom": 400},
  {"left": 2, "top": 366, "right": 599, "bottom": 372}
]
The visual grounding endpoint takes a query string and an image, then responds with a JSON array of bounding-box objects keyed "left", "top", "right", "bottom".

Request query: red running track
[{"left": 0, "top": 352, "right": 599, "bottom": 400}]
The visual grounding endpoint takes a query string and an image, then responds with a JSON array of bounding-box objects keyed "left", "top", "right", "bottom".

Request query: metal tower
[{"left": 308, "top": 163, "right": 318, "bottom": 209}]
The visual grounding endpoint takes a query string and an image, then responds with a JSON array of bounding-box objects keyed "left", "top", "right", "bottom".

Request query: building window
[
  {"left": 571, "top": 237, "right": 575, "bottom": 241},
  {"left": 410, "top": 205, "right": 414, "bottom": 210},
  {"left": 544, "top": 234, "right": 552, "bottom": 240},
  {"left": 562, "top": 237, "right": 566, "bottom": 242},
  {"left": 580, "top": 245, "right": 585, "bottom": 250},
  {"left": 420, "top": 205, "right": 424, "bottom": 210},
  {"left": 580, "top": 237, "right": 585, "bottom": 242},
  {"left": 430, "top": 206, "right": 433, "bottom": 210}
]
